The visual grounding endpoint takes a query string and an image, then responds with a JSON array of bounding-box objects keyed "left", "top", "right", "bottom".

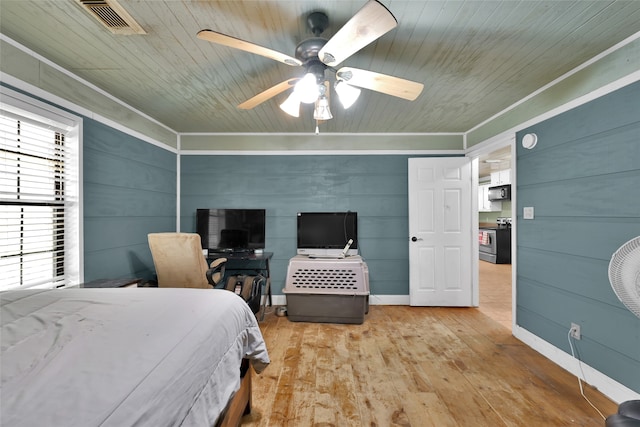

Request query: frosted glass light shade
[
  {"left": 335, "top": 80, "right": 361, "bottom": 109},
  {"left": 313, "top": 96, "right": 333, "bottom": 120},
  {"left": 279, "top": 92, "right": 301, "bottom": 117},
  {"left": 294, "top": 73, "right": 320, "bottom": 104}
]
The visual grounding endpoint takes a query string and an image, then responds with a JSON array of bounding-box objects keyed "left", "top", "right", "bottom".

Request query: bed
[{"left": 0, "top": 287, "right": 270, "bottom": 426}]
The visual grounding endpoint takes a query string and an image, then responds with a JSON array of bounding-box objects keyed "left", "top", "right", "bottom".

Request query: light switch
[{"left": 523, "top": 206, "right": 535, "bottom": 220}]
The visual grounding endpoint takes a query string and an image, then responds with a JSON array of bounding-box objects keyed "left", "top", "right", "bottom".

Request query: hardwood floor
[
  {"left": 243, "top": 276, "right": 616, "bottom": 426},
  {"left": 478, "top": 261, "right": 512, "bottom": 330}
]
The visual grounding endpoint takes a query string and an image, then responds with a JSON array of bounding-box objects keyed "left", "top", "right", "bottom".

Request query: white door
[{"left": 408, "top": 157, "right": 473, "bottom": 306}]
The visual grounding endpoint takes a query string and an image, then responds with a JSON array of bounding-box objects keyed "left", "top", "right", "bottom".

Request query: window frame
[{"left": 1, "top": 86, "right": 83, "bottom": 289}]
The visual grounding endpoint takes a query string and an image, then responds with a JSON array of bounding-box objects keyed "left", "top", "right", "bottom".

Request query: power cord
[{"left": 567, "top": 330, "right": 606, "bottom": 420}]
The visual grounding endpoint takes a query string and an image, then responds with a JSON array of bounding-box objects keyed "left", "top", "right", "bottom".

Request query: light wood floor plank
[
  {"left": 314, "top": 324, "right": 341, "bottom": 426},
  {"left": 290, "top": 323, "right": 319, "bottom": 425},
  {"left": 345, "top": 318, "right": 397, "bottom": 425}
]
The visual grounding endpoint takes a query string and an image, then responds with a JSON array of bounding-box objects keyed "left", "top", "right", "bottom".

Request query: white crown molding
[
  {"left": 179, "top": 132, "right": 463, "bottom": 137},
  {"left": 179, "top": 149, "right": 464, "bottom": 156}
]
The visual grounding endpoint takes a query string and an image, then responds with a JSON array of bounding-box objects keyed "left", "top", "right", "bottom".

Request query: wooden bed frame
[{"left": 217, "top": 359, "right": 252, "bottom": 427}]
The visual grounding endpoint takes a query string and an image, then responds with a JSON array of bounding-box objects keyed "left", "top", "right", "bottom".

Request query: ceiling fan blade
[
  {"left": 238, "top": 78, "right": 299, "bottom": 110},
  {"left": 336, "top": 67, "right": 424, "bottom": 101},
  {"left": 318, "top": 0, "right": 397, "bottom": 66},
  {"left": 197, "top": 30, "right": 302, "bottom": 67}
]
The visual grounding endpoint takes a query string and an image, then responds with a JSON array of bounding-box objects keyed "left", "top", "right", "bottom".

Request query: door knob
[{"left": 411, "top": 236, "right": 422, "bottom": 242}]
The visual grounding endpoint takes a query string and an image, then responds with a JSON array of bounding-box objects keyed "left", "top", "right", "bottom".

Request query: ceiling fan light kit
[{"left": 197, "top": 0, "right": 424, "bottom": 130}]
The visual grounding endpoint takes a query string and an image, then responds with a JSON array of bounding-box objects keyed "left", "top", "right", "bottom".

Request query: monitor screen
[
  {"left": 297, "top": 212, "right": 358, "bottom": 256},
  {"left": 196, "top": 209, "right": 266, "bottom": 252}
]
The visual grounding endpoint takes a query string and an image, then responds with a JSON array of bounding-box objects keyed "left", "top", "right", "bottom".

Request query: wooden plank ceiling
[{"left": 1, "top": 0, "right": 639, "bottom": 134}]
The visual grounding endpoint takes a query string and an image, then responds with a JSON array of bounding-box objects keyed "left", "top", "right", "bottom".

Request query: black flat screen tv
[
  {"left": 296, "top": 211, "right": 358, "bottom": 257},
  {"left": 196, "top": 209, "right": 266, "bottom": 253}
]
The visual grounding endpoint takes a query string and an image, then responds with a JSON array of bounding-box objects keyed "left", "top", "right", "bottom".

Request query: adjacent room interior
[{"left": 477, "top": 144, "right": 513, "bottom": 330}]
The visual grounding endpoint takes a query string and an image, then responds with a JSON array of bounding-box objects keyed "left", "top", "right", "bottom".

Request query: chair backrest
[{"left": 148, "top": 233, "right": 210, "bottom": 289}]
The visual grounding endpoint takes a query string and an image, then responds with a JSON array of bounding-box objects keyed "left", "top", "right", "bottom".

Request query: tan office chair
[{"left": 148, "top": 233, "right": 226, "bottom": 289}]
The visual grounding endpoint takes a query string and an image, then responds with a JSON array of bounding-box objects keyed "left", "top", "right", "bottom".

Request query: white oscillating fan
[
  {"left": 604, "top": 236, "right": 640, "bottom": 427},
  {"left": 608, "top": 236, "right": 640, "bottom": 319}
]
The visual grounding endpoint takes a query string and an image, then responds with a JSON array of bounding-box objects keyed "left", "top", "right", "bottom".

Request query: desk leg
[
  {"left": 266, "top": 258, "right": 272, "bottom": 307},
  {"left": 259, "top": 277, "right": 271, "bottom": 322}
]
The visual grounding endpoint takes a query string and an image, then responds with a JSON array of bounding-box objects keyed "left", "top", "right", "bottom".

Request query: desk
[{"left": 208, "top": 252, "right": 273, "bottom": 319}]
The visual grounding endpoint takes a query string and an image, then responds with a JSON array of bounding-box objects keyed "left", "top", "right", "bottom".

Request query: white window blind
[{"left": 1, "top": 92, "right": 80, "bottom": 290}]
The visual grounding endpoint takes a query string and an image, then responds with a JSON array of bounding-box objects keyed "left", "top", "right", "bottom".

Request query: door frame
[{"left": 466, "top": 134, "right": 517, "bottom": 329}]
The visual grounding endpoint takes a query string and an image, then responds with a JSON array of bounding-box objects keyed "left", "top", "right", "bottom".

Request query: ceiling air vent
[{"left": 77, "top": 0, "right": 146, "bottom": 35}]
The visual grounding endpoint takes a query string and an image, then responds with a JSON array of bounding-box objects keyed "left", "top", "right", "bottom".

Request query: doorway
[{"left": 476, "top": 144, "right": 513, "bottom": 329}]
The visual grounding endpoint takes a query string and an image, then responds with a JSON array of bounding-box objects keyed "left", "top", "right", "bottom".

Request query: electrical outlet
[{"left": 570, "top": 322, "right": 581, "bottom": 340}]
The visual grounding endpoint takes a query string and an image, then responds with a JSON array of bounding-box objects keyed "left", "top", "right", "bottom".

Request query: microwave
[{"left": 488, "top": 184, "right": 511, "bottom": 201}]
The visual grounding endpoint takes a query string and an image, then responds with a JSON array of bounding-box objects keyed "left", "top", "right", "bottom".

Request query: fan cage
[{"left": 608, "top": 236, "right": 640, "bottom": 318}]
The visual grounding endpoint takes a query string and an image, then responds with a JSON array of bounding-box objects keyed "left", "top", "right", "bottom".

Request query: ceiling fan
[{"left": 196, "top": 0, "right": 424, "bottom": 127}]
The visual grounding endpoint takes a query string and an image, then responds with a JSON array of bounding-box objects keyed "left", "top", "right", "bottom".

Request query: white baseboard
[
  {"left": 271, "top": 295, "right": 287, "bottom": 306},
  {"left": 513, "top": 325, "right": 640, "bottom": 404},
  {"left": 368, "top": 294, "right": 411, "bottom": 305}
]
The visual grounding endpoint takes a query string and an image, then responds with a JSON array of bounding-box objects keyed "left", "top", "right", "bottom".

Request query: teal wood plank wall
[
  {"left": 83, "top": 119, "right": 177, "bottom": 282},
  {"left": 180, "top": 154, "right": 445, "bottom": 295},
  {"left": 516, "top": 81, "right": 640, "bottom": 392}
]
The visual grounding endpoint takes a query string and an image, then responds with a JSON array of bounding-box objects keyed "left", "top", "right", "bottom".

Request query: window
[{"left": 1, "top": 87, "right": 81, "bottom": 290}]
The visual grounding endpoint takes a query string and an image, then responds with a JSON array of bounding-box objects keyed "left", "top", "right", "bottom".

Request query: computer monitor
[
  {"left": 296, "top": 211, "right": 358, "bottom": 257},
  {"left": 196, "top": 208, "right": 266, "bottom": 253}
]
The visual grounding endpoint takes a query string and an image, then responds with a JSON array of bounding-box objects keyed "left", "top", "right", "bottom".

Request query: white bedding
[{"left": 0, "top": 288, "right": 270, "bottom": 426}]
